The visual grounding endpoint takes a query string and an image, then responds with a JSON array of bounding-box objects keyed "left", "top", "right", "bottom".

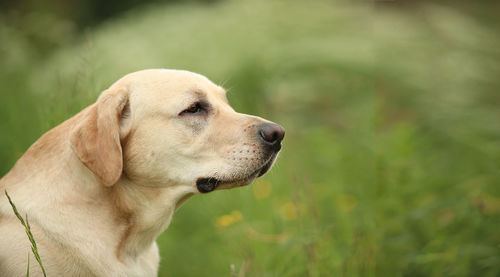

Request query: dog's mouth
[
  {"left": 196, "top": 154, "right": 277, "bottom": 193},
  {"left": 196, "top": 177, "right": 221, "bottom": 193},
  {"left": 257, "top": 156, "right": 274, "bottom": 177}
]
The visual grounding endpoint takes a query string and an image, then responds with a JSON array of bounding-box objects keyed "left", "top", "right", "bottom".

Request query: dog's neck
[{"left": 111, "top": 177, "right": 196, "bottom": 260}]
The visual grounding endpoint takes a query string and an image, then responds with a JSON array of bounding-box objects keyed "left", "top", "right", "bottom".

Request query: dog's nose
[{"left": 258, "top": 123, "right": 285, "bottom": 148}]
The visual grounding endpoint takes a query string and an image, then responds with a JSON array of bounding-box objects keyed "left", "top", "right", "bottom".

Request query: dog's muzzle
[{"left": 196, "top": 123, "right": 285, "bottom": 194}]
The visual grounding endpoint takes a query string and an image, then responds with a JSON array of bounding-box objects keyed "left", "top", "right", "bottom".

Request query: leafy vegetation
[{"left": 1, "top": 0, "right": 499, "bottom": 276}]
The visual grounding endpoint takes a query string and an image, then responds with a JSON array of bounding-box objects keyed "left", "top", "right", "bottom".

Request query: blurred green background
[{"left": 1, "top": 0, "right": 500, "bottom": 276}]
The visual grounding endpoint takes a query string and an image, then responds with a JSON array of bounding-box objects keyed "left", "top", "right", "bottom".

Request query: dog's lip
[
  {"left": 257, "top": 155, "right": 275, "bottom": 177},
  {"left": 196, "top": 177, "right": 220, "bottom": 193},
  {"left": 196, "top": 173, "right": 256, "bottom": 193},
  {"left": 196, "top": 155, "right": 277, "bottom": 193}
]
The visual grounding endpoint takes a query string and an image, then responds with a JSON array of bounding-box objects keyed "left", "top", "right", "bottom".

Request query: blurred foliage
[
  {"left": 1, "top": 0, "right": 500, "bottom": 276},
  {"left": 0, "top": 0, "right": 219, "bottom": 28}
]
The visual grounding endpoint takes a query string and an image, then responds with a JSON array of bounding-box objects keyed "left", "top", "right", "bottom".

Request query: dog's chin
[{"left": 196, "top": 154, "right": 277, "bottom": 194}]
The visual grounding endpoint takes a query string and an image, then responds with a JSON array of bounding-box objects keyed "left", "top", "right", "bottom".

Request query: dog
[{"left": 0, "top": 69, "right": 284, "bottom": 276}]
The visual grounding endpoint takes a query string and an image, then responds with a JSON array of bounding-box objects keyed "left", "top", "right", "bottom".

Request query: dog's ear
[{"left": 71, "top": 87, "right": 129, "bottom": 186}]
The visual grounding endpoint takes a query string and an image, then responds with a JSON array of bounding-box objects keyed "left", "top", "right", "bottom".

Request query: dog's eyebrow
[
  {"left": 191, "top": 90, "right": 213, "bottom": 109},
  {"left": 193, "top": 90, "right": 208, "bottom": 99}
]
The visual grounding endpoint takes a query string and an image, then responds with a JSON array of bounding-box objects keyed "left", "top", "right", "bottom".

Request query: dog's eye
[{"left": 180, "top": 103, "right": 204, "bottom": 115}]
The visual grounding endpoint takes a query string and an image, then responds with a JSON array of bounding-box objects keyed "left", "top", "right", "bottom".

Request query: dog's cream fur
[{"left": 0, "top": 69, "right": 282, "bottom": 276}]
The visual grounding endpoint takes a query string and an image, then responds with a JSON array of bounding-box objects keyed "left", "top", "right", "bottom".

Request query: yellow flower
[
  {"left": 336, "top": 194, "right": 357, "bottom": 212},
  {"left": 253, "top": 180, "right": 272, "bottom": 200},
  {"left": 280, "top": 202, "right": 298, "bottom": 221},
  {"left": 215, "top": 210, "right": 243, "bottom": 229}
]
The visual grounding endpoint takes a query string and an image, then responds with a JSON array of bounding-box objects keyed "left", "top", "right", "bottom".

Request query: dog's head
[{"left": 71, "top": 69, "right": 284, "bottom": 194}]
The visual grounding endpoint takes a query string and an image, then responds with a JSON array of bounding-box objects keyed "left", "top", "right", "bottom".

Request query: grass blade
[{"left": 5, "top": 191, "right": 47, "bottom": 277}]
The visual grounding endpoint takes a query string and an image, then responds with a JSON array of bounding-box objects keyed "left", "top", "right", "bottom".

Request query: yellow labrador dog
[{"left": 0, "top": 69, "right": 284, "bottom": 276}]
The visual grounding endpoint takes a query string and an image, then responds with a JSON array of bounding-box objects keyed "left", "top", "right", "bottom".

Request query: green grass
[
  {"left": 5, "top": 191, "right": 47, "bottom": 277},
  {"left": 1, "top": 0, "right": 500, "bottom": 276}
]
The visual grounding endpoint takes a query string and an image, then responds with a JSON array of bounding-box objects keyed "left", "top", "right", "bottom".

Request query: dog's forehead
[
  {"left": 118, "top": 69, "right": 228, "bottom": 114},
  {"left": 124, "top": 69, "right": 225, "bottom": 98}
]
